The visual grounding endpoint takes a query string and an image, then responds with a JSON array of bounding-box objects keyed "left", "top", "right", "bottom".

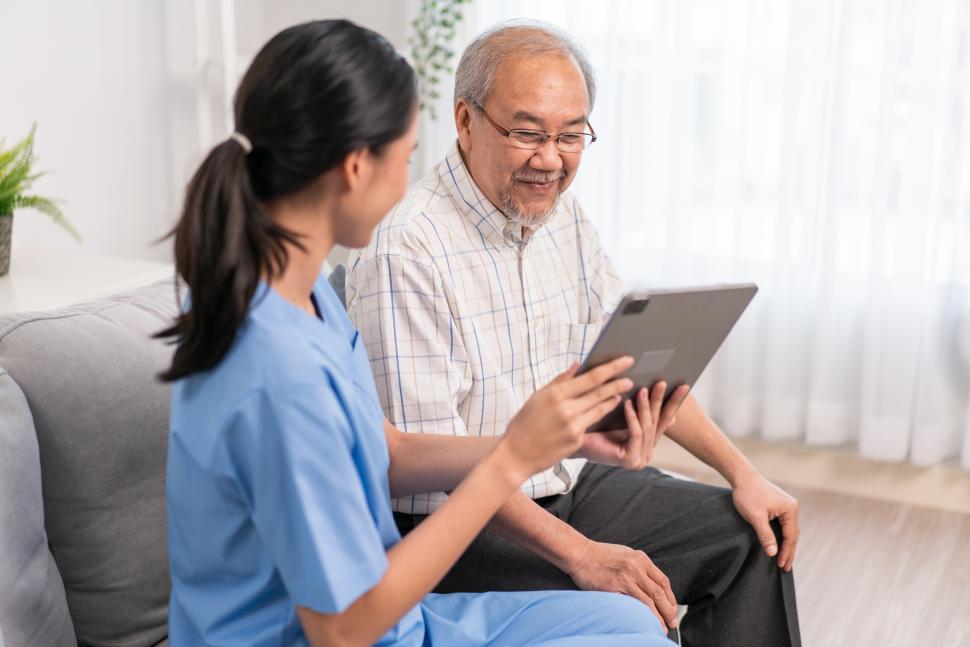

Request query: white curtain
[{"left": 420, "top": 0, "right": 970, "bottom": 470}]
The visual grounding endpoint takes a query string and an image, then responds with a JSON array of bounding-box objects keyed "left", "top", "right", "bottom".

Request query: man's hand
[
  {"left": 731, "top": 471, "right": 800, "bottom": 571},
  {"left": 566, "top": 539, "right": 679, "bottom": 633},
  {"left": 575, "top": 382, "right": 690, "bottom": 468}
]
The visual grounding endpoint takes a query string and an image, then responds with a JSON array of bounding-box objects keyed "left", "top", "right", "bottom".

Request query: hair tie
[{"left": 229, "top": 131, "right": 253, "bottom": 154}]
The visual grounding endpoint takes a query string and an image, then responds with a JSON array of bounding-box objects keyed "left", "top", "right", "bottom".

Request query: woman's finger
[
  {"left": 657, "top": 384, "right": 690, "bottom": 431},
  {"left": 561, "top": 356, "right": 634, "bottom": 397},
  {"left": 576, "top": 394, "right": 624, "bottom": 431},
  {"left": 550, "top": 361, "right": 581, "bottom": 385},
  {"left": 574, "top": 377, "right": 634, "bottom": 413}
]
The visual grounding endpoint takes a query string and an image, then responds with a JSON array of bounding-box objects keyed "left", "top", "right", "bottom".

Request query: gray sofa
[
  {"left": 0, "top": 280, "right": 177, "bottom": 647},
  {"left": 0, "top": 270, "right": 683, "bottom": 647}
]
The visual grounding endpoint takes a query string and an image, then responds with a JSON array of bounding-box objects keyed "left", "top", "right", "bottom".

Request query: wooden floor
[
  {"left": 786, "top": 486, "right": 970, "bottom": 647},
  {"left": 652, "top": 438, "right": 970, "bottom": 645},
  {"left": 661, "top": 470, "right": 970, "bottom": 645}
]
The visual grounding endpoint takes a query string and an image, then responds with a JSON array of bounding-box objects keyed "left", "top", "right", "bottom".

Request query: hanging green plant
[{"left": 409, "top": 0, "right": 471, "bottom": 121}]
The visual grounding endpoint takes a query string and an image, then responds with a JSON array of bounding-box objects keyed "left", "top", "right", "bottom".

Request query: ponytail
[
  {"left": 156, "top": 20, "right": 416, "bottom": 382},
  {"left": 155, "top": 139, "right": 301, "bottom": 382}
]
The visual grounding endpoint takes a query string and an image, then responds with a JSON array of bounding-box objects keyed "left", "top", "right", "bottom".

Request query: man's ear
[{"left": 455, "top": 100, "right": 474, "bottom": 153}]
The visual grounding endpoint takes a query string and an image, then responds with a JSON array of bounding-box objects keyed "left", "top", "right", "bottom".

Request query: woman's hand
[
  {"left": 575, "top": 382, "right": 690, "bottom": 469},
  {"left": 502, "top": 357, "right": 635, "bottom": 478}
]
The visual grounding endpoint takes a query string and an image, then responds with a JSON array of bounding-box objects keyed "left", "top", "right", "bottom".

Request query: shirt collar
[
  {"left": 251, "top": 279, "right": 351, "bottom": 365},
  {"left": 438, "top": 142, "right": 509, "bottom": 247},
  {"left": 438, "top": 141, "right": 560, "bottom": 248}
]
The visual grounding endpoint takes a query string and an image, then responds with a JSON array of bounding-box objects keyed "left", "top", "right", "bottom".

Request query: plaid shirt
[{"left": 346, "top": 142, "right": 625, "bottom": 514}]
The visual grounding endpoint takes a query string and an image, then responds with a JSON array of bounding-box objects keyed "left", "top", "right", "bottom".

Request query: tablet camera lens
[{"left": 623, "top": 299, "right": 648, "bottom": 315}]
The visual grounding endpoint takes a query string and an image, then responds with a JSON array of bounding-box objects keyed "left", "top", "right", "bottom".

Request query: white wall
[
  {"left": 0, "top": 1, "right": 409, "bottom": 263},
  {"left": 2, "top": 1, "right": 185, "bottom": 261},
  {"left": 240, "top": 1, "right": 408, "bottom": 54}
]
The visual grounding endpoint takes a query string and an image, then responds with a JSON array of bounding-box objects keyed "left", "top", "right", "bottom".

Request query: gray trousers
[{"left": 395, "top": 463, "right": 802, "bottom": 647}]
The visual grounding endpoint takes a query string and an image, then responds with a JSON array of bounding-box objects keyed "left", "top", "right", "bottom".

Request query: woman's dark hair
[{"left": 157, "top": 20, "right": 416, "bottom": 381}]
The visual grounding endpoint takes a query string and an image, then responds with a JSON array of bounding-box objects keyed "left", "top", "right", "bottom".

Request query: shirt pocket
[{"left": 555, "top": 321, "right": 603, "bottom": 365}]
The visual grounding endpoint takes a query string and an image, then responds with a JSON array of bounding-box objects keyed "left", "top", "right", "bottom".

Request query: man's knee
[{"left": 698, "top": 490, "right": 770, "bottom": 567}]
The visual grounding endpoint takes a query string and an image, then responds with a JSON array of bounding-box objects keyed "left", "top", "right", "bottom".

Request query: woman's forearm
[
  {"left": 299, "top": 440, "right": 528, "bottom": 646},
  {"left": 300, "top": 356, "right": 636, "bottom": 645},
  {"left": 384, "top": 419, "right": 503, "bottom": 498}
]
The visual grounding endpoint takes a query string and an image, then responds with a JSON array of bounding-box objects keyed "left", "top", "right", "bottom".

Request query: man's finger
[
  {"left": 658, "top": 384, "right": 690, "bottom": 430},
  {"left": 579, "top": 432, "right": 624, "bottom": 462},
  {"left": 631, "top": 390, "right": 656, "bottom": 464},
  {"left": 777, "top": 509, "right": 800, "bottom": 571},
  {"left": 632, "top": 556, "right": 678, "bottom": 627},
  {"left": 637, "top": 578, "right": 678, "bottom": 629},
  {"left": 622, "top": 398, "right": 645, "bottom": 466},
  {"left": 635, "top": 388, "right": 656, "bottom": 440},
  {"left": 632, "top": 593, "right": 667, "bottom": 634},
  {"left": 750, "top": 514, "right": 779, "bottom": 558},
  {"left": 624, "top": 582, "right": 670, "bottom": 633},
  {"left": 649, "top": 381, "right": 665, "bottom": 425},
  {"left": 642, "top": 558, "right": 677, "bottom": 609}
]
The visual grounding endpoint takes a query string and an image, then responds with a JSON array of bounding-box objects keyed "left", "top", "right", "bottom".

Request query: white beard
[{"left": 501, "top": 183, "right": 563, "bottom": 232}]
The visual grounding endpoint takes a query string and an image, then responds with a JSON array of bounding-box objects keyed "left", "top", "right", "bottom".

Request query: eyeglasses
[{"left": 473, "top": 103, "right": 597, "bottom": 153}]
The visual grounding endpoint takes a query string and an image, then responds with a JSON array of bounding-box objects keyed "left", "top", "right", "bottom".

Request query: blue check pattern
[{"left": 346, "top": 142, "right": 625, "bottom": 514}]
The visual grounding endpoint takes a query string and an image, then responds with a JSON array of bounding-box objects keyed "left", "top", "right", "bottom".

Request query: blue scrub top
[
  {"left": 168, "top": 276, "right": 423, "bottom": 645},
  {"left": 167, "top": 276, "right": 671, "bottom": 646}
]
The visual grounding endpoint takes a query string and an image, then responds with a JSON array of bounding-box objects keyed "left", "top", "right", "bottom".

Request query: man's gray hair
[{"left": 454, "top": 20, "right": 596, "bottom": 112}]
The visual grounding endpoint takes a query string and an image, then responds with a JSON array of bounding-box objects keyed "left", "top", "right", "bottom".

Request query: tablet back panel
[{"left": 581, "top": 284, "right": 757, "bottom": 431}]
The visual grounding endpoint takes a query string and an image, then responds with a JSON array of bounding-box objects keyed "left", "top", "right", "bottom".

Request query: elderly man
[{"left": 346, "top": 21, "right": 802, "bottom": 647}]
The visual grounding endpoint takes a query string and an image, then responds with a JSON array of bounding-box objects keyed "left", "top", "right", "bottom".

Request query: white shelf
[{"left": 0, "top": 247, "right": 174, "bottom": 314}]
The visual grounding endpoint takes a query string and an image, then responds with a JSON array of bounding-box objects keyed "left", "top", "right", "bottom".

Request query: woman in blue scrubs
[{"left": 159, "top": 20, "right": 677, "bottom": 646}]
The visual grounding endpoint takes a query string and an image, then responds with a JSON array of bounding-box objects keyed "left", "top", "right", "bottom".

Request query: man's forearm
[
  {"left": 486, "top": 490, "right": 589, "bottom": 573},
  {"left": 665, "top": 394, "right": 759, "bottom": 486},
  {"left": 485, "top": 394, "right": 763, "bottom": 579}
]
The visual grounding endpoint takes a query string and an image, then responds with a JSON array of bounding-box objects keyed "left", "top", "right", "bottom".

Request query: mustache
[{"left": 513, "top": 169, "right": 566, "bottom": 184}]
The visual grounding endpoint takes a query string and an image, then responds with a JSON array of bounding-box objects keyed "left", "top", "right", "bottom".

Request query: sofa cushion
[
  {"left": 0, "top": 279, "right": 178, "bottom": 646},
  {"left": 328, "top": 263, "right": 347, "bottom": 308},
  {"left": 0, "top": 368, "right": 75, "bottom": 647}
]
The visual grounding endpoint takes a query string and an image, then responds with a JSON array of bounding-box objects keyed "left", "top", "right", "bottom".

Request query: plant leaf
[
  {"left": 0, "top": 126, "right": 36, "bottom": 198},
  {"left": 0, "top": 125, "right": 34, "bottom": 176},
  {"left": 0, "top": 139, "right": 26, "bottom": 176},
  {"left": 13, "top": 194, "right": 82, "bottom": 241},
  {"left": 0, "top": 124, "right": 77, "bottom": 239}
]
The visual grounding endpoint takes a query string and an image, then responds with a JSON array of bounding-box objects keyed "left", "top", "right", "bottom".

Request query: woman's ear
[{"left": 340, "top": 148, "right": 370, "bottom": 191}]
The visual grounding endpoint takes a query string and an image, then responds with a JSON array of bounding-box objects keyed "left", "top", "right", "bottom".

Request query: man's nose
[{"left": 529, "top": 138, "right": 564, "bottom": 172}]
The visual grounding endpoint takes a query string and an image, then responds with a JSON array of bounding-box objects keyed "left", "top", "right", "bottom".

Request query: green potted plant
[{"left": 0, "top": 124, "right": 81, "bottom": 276}]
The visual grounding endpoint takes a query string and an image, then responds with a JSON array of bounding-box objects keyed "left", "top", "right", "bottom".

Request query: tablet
[{"left": 579, "top": 283, "right": 758, "bottom": 432}]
